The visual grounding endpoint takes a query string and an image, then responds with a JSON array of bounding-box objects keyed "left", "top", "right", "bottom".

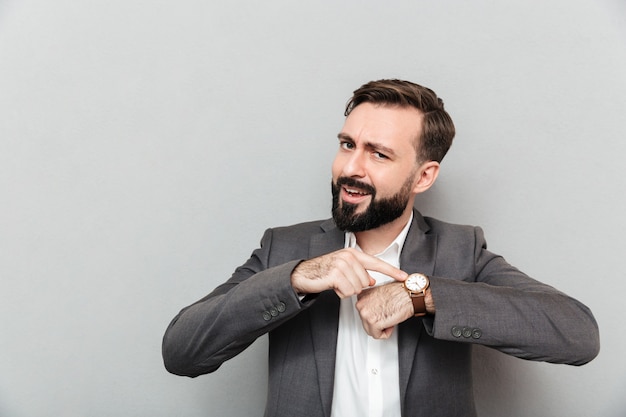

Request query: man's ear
[{"left": 412, "top": 161, "right": 440, "bottom": 194}]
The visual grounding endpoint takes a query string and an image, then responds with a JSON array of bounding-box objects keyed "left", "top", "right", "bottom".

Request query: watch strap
[{"left": 410, "top": 292, "right": 427, "bottom": 317}]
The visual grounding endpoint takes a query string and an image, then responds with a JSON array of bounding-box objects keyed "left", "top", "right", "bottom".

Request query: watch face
[{"left": 406, "top": 273, "right": 429, "bottom": 291}]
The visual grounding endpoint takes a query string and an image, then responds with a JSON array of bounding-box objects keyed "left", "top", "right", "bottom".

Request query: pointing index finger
[{"left": 354, "top": 251, "right": 408, "bottom": 282}]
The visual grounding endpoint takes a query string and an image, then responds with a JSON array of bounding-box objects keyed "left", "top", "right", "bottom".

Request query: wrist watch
[{"left": 403, "top": 273, "right": 430, "bottom": 317}]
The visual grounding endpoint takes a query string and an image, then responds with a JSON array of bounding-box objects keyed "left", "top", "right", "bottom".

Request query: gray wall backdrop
[{"left": 1, "top": 0, "right": 625, "bottom": 416}]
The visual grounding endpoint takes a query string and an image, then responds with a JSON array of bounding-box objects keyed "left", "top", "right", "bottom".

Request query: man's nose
[{"left": 342, "top": 151, "right": 366, "bottom": 178}]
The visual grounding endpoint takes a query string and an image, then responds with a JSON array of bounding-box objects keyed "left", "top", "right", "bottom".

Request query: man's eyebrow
[
  {"left": 337, "top": 133, "right": 397, "bottom": 157},
  {"left": 366, "top": 142, "right": 396, "bottom": 157}
]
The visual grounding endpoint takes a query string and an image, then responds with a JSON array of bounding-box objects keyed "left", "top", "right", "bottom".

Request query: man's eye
[
  {"left": 373, "top": 151, "right": 388, "bottom": 160},
  {"left": 340, "top": 141, "right": 354, "bottom": 150}
]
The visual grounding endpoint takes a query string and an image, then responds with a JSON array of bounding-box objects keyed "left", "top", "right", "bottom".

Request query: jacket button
[
  {"left": 269, "top": 307, "right": 279, "bottom": 317},
  {"left": 276, "top": 302, "right": 286, "bottom": 312},
  {"left": 262, "top": 311, "right": 272, "bottom": 321},
  {"left": 472, "top": 328, "right": 482, "bottom": 339},
  {"left": 462, "top": 327, "right": 472, "bottom": 338},
  {"left": 451, "top": 326, "right": 463, "bottom": 338}
]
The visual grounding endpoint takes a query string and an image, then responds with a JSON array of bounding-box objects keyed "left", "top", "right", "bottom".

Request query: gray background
[{"left": 1, "top": 0, "right": 625, "bottom": 416}]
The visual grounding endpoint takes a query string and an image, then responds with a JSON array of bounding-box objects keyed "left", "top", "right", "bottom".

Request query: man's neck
[{"left": 354, "top": 209, "right": 413, "bottom": 255}]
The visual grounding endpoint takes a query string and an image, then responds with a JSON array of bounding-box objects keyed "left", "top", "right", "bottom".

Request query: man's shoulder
[
  {"left": 423, "top": 216, "right": 476, "bottom": 232},
  {"left": 259, "top": 219, "right": 340, "bottom": 259},
  {"left": 269, "top": 218, "right": 335, "bottom": 238},
  {"left": 416, "top": 211, "right": 478, "bottom": 237},
  {"left": 416, "top": 213, "right": 485, "bottom": 254}
]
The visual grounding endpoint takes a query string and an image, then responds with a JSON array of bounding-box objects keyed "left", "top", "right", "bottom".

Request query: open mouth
[
  {"left": 343, "top": 187, "right": 370, "bottom": 197},
  {"left": 334, "top": 177, "right": 376, "bottom": 205},
  {"left": 341, "top": 185, "right": 373, "bottom": 205}
]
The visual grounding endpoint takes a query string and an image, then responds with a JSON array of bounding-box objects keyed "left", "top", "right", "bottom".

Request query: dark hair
[{"left": 344, "top": 79, "right": 455, "bottom": 163}]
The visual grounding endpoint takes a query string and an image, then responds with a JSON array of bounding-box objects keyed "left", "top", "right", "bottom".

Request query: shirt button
[{"left": 371, "top": 368, "right": 378, "bottom": 375}]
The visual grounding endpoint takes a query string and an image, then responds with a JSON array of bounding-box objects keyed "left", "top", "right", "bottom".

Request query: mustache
[{"left": 335, "top": 177, "right": 376, "bottom": 195}]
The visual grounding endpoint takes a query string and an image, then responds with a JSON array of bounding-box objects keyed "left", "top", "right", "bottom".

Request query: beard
[{"left": 331, "top": 175, "right": 414, "bottom": 233}]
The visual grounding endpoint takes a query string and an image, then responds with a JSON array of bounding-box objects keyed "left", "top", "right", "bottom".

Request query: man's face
[{"left": 331, "top": 103, "right": 423, "bottom": 232}]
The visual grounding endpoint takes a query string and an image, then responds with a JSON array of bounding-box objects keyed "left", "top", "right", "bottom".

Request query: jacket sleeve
[
  {"left": 423, "top": 226, "right": 600, "bottom": 366},
  {"left": 161, "top": 228, "right": 309, "bottom": 377}
]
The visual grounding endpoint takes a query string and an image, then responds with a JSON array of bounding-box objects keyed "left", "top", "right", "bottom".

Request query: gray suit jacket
[{"left": 163, "top": 210, "right": 599, "bottom": 417}]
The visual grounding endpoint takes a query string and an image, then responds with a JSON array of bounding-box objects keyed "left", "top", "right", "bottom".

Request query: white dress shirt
[{"left": 330, "top": 213, "right": 413, "bottom": 417}]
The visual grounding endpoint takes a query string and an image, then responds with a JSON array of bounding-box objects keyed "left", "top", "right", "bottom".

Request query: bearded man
[{"left": 162, "top": 79, "right": 599, "bottom": 417}]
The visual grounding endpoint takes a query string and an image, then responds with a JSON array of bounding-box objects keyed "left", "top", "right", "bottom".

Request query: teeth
[{"left": 346, "top": 188, "right": 368, "bottom": 195}]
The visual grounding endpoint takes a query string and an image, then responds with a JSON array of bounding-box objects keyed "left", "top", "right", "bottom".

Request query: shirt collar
[{"left": 344, "top": 211, "right": 414, "bottom": 258}]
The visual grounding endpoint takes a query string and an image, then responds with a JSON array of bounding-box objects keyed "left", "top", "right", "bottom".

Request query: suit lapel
[
  {"left": 398, "top": 210, "right": 437, "bottom": 406},
  {"left": 305, "top": 213, "right": 438, "bottom": 416},
  {"left": 308, "top": 220, "right": 344, "bottom": 417}
]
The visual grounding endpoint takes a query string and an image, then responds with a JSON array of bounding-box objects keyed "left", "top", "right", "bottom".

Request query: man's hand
[
  {"left": 355, "top": 282, "right": 414, "bottom": 339},
  {"left": 290, "top": 248, "right": 408, "bottom": 299}
]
